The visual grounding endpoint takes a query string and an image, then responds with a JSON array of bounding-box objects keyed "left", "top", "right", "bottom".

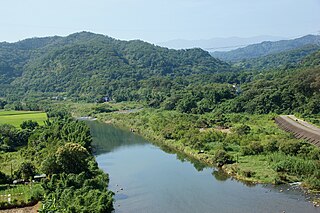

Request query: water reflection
[
  {"left": 212, "top": 170, "right": 229, "bottom": 182},
  {"left": 85, "top": 121, "right": 147, "bottom": 155}
]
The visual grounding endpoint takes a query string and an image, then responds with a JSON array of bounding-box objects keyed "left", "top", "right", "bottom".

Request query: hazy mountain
[
  {"left": 157, "top": 35, "right": 285, "bottom": 51},
  {"left": 211, "top": 35, "right": 320, "bottom": 62}
]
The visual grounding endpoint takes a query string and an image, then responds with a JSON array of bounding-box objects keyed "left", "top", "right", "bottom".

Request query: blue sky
[{"left": 0, "top": 0, "right": 319, "bottom": 43}]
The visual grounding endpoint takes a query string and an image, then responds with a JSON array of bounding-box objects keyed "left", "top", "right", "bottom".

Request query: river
[{"left": 86, "top": 121, "right": 319, "bottom": 213}]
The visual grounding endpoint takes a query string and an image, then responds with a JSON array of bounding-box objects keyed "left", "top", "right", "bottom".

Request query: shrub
[
  {"left": 16, "top": 161, "right": 36, "bottom": 180},
  {"left": 263, "top": 140, "right": 278, "bottom": 153},
  {"left": 306, "top": 176, "right": 320, "bottom": 190},
  {"left": 242, "top": 169, "right": 255, "bottom": 178},
  {"left": 213, "top": 149, "right": 234, "bottom": 166},
  {"left": 242, "top": 141, "right": 264, "bottom": 155},
  {"left": 0, "top": 171, "right": 10, "bottom": 184},
  {"left": 233, "top": 124, "right": 251, "bottom": 135},
  {"left": 20, "top": 120, "right": 39, "bottom": 130},
  {"left": 279, "top": 141, "right": 302, "bottom": 155}
]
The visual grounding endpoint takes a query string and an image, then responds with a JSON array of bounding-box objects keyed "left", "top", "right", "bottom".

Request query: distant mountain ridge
[
  {"left": 233, "top": 44, "right": 320, "bottom": 71},
  {"left": 157, "top": 35, "right": 285, "bottom": 51},
  {"left": 211, "top": 35, "right": 320, "bottom": 62}
]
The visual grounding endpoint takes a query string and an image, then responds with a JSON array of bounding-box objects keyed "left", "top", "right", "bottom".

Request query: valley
[{"left": 0, "top": 32, "right": 319, "bottom": 212}]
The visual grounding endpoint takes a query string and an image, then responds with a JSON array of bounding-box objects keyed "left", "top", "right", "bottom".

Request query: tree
[
  {"left": 0, "top": 99, "right": 7, "bottom": 109},
  {"left": 0, "top": 171, "right": 10, "bottom": 184},
  {"left": 16, "top": 162, "right": 36, "bottom": 180},
  {"left": 55, "top": 143, "right": 90, "bottom": 174},
  {"left": 233, "top": 124, "right": 251, "bottom": 135},
  {"left": 213, "top": 149, "right": 234, "bottom": 167},
  {"left": 41, "top": 155, "right": 60, "bottom": 175},
  {"left": 20, "top": 120, "right": 39, "bottom": 130}
]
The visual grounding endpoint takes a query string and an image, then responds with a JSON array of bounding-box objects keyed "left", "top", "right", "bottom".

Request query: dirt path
[{"left": 0, "top": 203, "right": 39, "bottom": 213}]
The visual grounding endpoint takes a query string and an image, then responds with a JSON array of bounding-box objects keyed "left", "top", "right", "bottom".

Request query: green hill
[{"left": 0, "top": 32, "right": 231, "bottom": 100}]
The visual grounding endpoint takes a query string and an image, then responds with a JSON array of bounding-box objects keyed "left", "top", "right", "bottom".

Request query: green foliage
[
  {"left": 0, "top": 184, "right": 44, "bottom": 209},
  {"left": 0, "top": 171, "right": 10, "bottom": 184},
  {"left": 213, "top": 149, "right": 234, "bottom": 166},
  {"left": 224, "top": 67, "right": 320, "bottom": 114},
  {"left": 0, "top": 100, "right": 7, "bottom": 109},
  {"left": 55, "top": 143, "right": 90, "bottom": 174},
  {"left": 1, "top": 32, "right": 319, "bottom": 117},
  {"left": 242, "top": 141, "right": 264, "bottom": 155},
  {"left": 15, "top": 161, "right": 36, "bottom": 180},
  {"left": 40, "top": 172, "right": 113, "bottom": 213},
  {"left": 233, "top": 124, "right": 251, "bottom": 135},
  {"left": 20, "top": 120, "right": 39, "bottom": 130},
  {"left": 0, "top": 124, "right": 30, "bottom": 151},
  {"left": 278, "top": 141, "right": 302, "bottom": 155},
  {"left": 0, "top": 110, "right": 113, "bottom": 210}
]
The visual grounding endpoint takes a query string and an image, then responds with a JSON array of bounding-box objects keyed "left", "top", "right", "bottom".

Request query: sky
[{"left": 0, "top": 0, "right": 319, "bottom": 43}]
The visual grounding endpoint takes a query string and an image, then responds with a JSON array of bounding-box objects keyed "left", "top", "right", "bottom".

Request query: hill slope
[
  {"left": 0, "top": 32, "right": 231, "bottom": 99},
  {"left": 211, "top": 35, "right": 320, "bottom": 62}
]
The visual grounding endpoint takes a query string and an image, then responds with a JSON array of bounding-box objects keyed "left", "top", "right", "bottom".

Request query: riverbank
[{"left": 95, "top": 109, "right": 320, "bottom": 196}]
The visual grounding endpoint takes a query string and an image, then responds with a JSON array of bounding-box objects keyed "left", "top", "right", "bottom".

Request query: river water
[{"left": 87, "top": 121, "right": 319, "bottom": 213}]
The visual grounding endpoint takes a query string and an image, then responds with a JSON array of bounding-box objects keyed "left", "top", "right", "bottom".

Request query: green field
[{"left": 0, "top": 111, "right": 47, "bottom": 128}]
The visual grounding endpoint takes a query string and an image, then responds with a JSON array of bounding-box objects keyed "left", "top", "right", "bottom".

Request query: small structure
[
  {"left": 33, "top": 174, "right": 46, "bottom": 182},
  {"left": 232, "top": 84, "right": 242, "bottom": 95},
  {"left": 13, "top": 179, "right": 25, "bottom": 184}
]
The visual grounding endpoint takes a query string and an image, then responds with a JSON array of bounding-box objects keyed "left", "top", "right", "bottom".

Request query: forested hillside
[
  {"left": 211, "top": 35, "right": 320, "bottom": 62},
  {"left": 0, "top": 32, "right": 230, "bottom": 101}
]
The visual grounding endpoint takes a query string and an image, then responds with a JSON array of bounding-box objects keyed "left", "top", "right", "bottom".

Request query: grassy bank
[{"left": 95, "top": 108, "right": 320, "bottom": 189}]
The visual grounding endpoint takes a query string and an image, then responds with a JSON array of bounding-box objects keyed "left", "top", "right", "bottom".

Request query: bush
[
  {"left": 16, "top": 162, "right": 36, "bottom": 180},
  {"left": 20, "top": 120, "right": 39, "bottom": 130},
  {"left": 242, "top": 141, "right": 264, "bottom": 155},
  {"left": 306, "top": 176, "right": 320, "bottom": 190},
  {"left": 213, "top": 149, "right": 234, "bottom": 166},
  {"left": 0, "top": 171, "right": 10, "bottom": 184},
  {"left": 233, "top": 124, "right": 251, "bottom": 135},
  {"left": 279, "top": 141, "right": 302, "bottom": 155},
  {"left": 242, "top": 169, "right": 255, "bottom": 178},
  {"left": 263, "top": 140, "right": 278, "bottom": 153}
]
